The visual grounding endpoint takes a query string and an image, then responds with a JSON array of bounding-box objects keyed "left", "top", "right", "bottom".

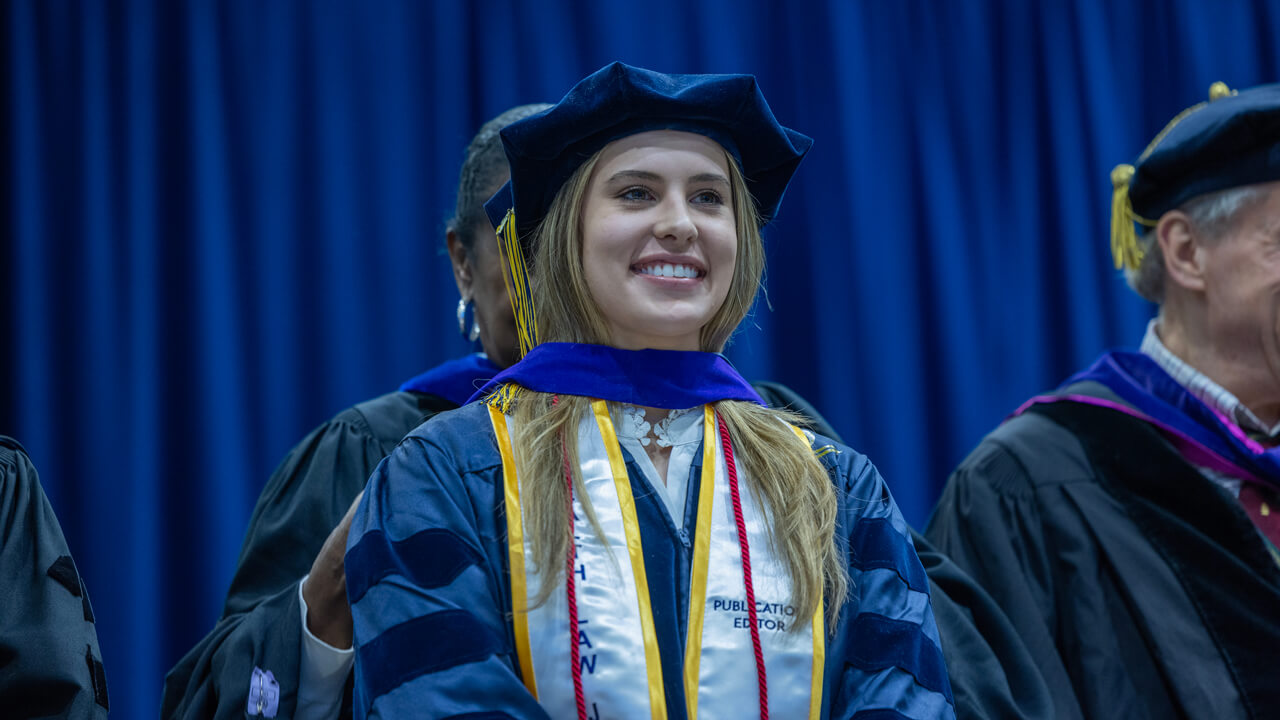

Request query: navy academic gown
[{"left": 346, "top": 401, "right": 956, "bottom": 719}]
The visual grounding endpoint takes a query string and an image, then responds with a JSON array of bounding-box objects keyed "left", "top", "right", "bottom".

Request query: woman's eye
[
  {"left": 692, "top": 190, "right": 724, "bottom": 205},
  {"left": 619, "top": 187, "right": 654, "bottom": 202}
]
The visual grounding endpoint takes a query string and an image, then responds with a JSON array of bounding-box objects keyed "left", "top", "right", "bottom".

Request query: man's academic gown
[
  {"left": 926, "top": 379, "right": 1280, "bottom": 720},
  {"left": 0, "top": 436, "right": 110, "bottom": 718}
]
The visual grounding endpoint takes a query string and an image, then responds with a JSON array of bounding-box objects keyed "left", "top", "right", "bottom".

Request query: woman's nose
[{"left": 652, "top": 198, "right": 698, "bottom": 244}]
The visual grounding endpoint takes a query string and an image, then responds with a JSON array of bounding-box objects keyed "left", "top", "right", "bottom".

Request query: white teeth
[{"left": 639, "top": 263, "right": 698, "bottom": 278}]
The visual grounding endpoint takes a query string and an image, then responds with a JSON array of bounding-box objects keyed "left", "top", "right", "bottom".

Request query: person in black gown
[
  {"left": 161, "top": 103, "right": 551, "bottom": 720},
  {"left": 0, "top": 435, "right": 110, "bottom": 718},
  {"left": 927, "top": 82, "right": 1280, "bottom": 719}
]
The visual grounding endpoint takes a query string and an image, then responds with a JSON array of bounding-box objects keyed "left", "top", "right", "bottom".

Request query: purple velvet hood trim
[
  {"left": 467, "top": 342, "right": 764, "bottom": 409},
  {"left": 1020, "top": 350, "right": 1280, "bottom": 486},
  {"left": 399, "top": 353, "right": 502, "bottom": 407}
]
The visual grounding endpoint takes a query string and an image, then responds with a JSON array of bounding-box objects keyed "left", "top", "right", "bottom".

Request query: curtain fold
[{"left": 4, "top": 1, "right": 1277, "bottom": 716}]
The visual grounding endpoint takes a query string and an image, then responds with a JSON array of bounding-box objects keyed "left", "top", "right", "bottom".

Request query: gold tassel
[
  {"left": 484, "top": 382, "right": 523, "bottom": 414},
  {"left": 495, "top": 209, "right": 539, "bottom": 359},
  {"left": 480, "top": 210, "right": 537, "bottom": 411},
  {"left": 1110, "top": 164, "right": 1145, "bottom": 270}
]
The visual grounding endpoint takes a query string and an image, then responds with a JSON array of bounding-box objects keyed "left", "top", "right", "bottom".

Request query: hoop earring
[
  {"left": 456, "top": 297, "right": 470, "bottom": 337},
  {"left": 457, "top": 297, "right": 483, "bottom": 343}
]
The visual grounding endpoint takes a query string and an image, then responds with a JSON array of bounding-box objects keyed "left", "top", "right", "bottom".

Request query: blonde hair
[{"left": 509, "top": 144, "right": 847, "bottom": 632}]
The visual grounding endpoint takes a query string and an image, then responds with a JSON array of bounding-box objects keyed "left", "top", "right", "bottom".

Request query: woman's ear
[
  {"left": 1157, "top": 211, "right": 1208, "bottom": 293},
  {"left": 446, "top": 229, "right": 473, "bottom": 298}
]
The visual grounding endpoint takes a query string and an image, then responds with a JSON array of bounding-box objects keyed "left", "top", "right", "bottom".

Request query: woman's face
[
  {"left": 448, "top": 179, "right": 520, "bottom": 369},
  {"left": 580, "top": 130, "right": 737, "bottom": 352}
]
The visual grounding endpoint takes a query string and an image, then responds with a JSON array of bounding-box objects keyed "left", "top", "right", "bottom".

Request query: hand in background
[{"left": 301, "top": 490, "right": 364, "bottom": 649}]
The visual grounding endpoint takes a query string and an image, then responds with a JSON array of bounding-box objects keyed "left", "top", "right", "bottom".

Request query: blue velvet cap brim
[
  {"left": 483, "top": 182, "right": 513, "bottom": 231},
  {"left": 484, "top": 62, "right": 812, "bottom": 241},
  {"left": 1130, "top": 83, "right": 1280, "bottom": 219}
]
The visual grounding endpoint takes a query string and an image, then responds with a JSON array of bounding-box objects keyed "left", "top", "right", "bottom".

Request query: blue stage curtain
[{"left": 4, "top": 1, "right": 1279, "bottom": 716}]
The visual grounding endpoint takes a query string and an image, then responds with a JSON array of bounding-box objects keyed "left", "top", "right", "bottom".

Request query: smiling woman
[{"left": 343, "top": 63, "right": 954, "bottom": 720}]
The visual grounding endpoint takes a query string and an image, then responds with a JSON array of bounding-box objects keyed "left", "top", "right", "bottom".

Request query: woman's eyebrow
[
  {"left": 605, "top": 169, "right": 661, "bottom": 184},
  {"left": 689, "top": 172, "right": 730, "bottom": 186},
  {"left": 605, "top": 170, "right": 730, "bottom": 186}
]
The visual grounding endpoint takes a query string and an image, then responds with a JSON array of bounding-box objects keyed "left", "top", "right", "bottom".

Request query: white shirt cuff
[{"left": 296, "top": 575, "right": 354, "bottom": 720}]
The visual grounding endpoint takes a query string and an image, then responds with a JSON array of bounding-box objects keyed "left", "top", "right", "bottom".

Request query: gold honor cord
[
  {"left": 490, "top": 405, "right": 538, "bottom": 699},
  {"left": 590, "top": 400, "right": 669, "bottom": 719},
  {"left": 787, "top": 424, "right": 827, "bottom": 720},
  {"left": 682, "top": 406, "right": 720, "bottom": 720},
  {"left": 807, "top": 605, "right": 825, "bottom": 719},
  {"left": 495, "top": 210, "right": 538, "bottom": 359}
]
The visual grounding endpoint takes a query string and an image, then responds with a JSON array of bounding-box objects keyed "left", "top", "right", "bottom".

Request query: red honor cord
[
  {"left": 554, "top": 396, "right": 589, "bottom": 720},
  {"left": 718, "top": 411, "right": 769, "bottom": 718}
]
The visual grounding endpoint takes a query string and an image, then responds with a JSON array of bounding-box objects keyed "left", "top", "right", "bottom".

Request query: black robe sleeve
[
  {"left": 751, "top": 380, "right": 1054, "bottom": 719},
  {"left": 911, "top": 530, "right": 1053, "bottom": 720},
  {"left": 924, "top": 407, "right": 1238, "bottom": 720},
  {"left": 0, "top": 436, "right": 110, "bottom": 718},
  {"left": 924, "top": 413, "right": 1093, "bottom": 720},
  {"left": 162, "top": 391, "right": 450, "bottom": 720}
]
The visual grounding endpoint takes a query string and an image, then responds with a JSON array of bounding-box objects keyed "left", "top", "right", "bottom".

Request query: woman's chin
[{"left": 607, "top": 324, "right": 706, "bottom": 352}]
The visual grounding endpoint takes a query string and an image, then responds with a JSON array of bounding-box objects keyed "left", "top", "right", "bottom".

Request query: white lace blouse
[{"left": 612, "top": 404, "right": 704, "bottom": 529}]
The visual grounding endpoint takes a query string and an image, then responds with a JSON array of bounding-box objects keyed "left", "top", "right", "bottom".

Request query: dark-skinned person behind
[
  {"left": 927, "top": 82, "right": 1280, "bottom": 719},
  {"left": 344, "top": 62, "right": 954, "bottom": 719},
  {"left": 0, "top": 436, "right": 110, "bottom": 718},
  {"left": 161, "top": 103, "right": 552, "bottom": 720}
]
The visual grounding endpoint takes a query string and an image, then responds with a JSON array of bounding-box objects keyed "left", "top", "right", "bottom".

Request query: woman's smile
[{"left": 632, "top": 256, "right": 707, "bottom": 281}]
